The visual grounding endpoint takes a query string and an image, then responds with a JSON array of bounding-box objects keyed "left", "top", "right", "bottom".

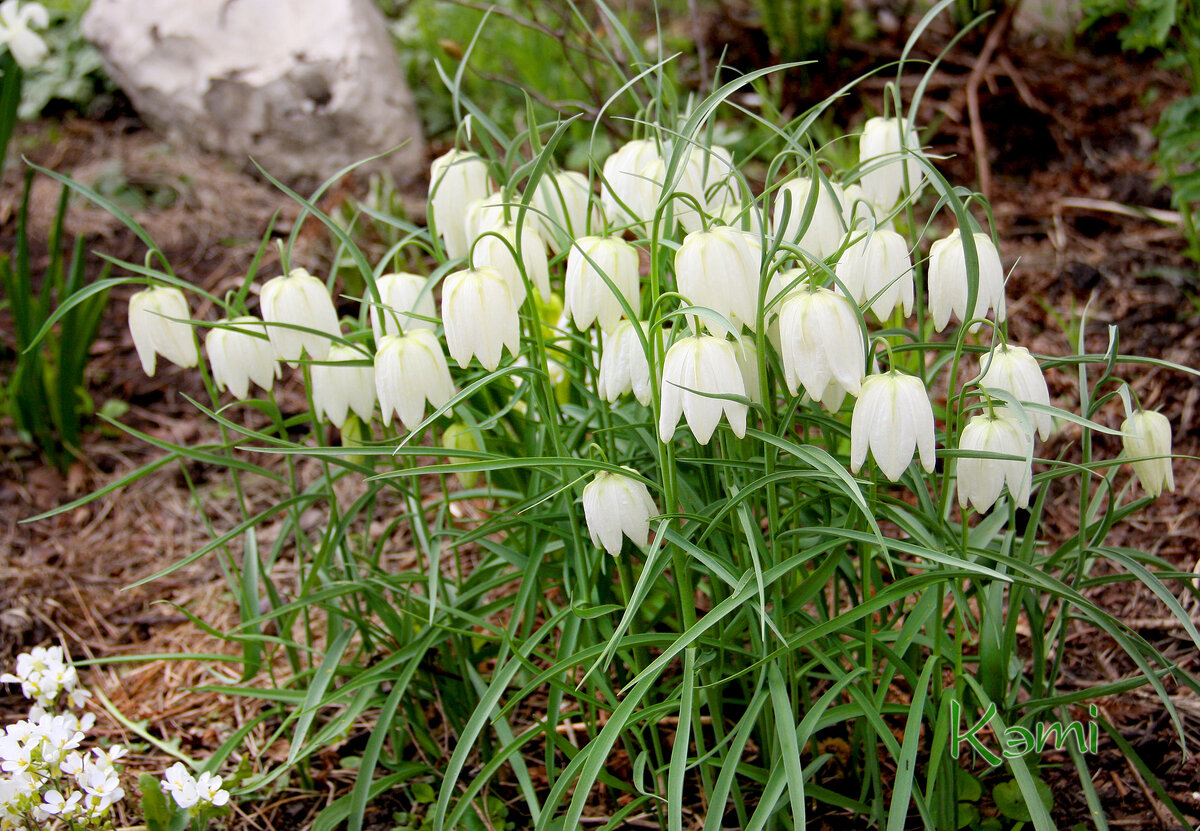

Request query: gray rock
[{"left": 82, "top": 0, "right": 426, "bottom": 190}]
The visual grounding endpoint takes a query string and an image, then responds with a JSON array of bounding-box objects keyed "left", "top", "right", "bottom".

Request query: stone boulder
[{"left": 82, "top": 0, "right": 426, "bottom": 190}]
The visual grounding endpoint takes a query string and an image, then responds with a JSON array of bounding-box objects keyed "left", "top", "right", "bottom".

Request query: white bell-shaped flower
[
  {"left": 778, "top": 288, "right": 865, "bottom": 403},
  {"left": 859, "top": 116, "right": 924, "bottom": 211},
  {"left": 128, "top": 286, "right": 199, "bottom": 377},
  {"left": 712, "top": 201, "right": 764, "bottom": 236},
  {"left": 367, "top": 272, "right": 436, "bottom": 342},
  {"left": 260, "top": 268, "right": 341, "bottom": 363},
  {"left": 732, "top": 339, "right": 762, "bottom": 406},
  {"left": 0, "top": 1, "right": 49, "bottom": 69},
  {"left": 659, "top": 335, "right": 748, "bottom": 445},
  {"left": 772, "top": 177, "right": 847, "bottom": 262},
  {"left": 598, "top": 320, "right": 652, "bottom": 406},
  {"left": 1122, "top": 409, "right": 1174, "bottom": 497},
  {"left": 675, "top": 226, "right": 762, "bottom": 336},
  {"left": 978, "top": 344, "right": 1052, "bottom": 441},
  {"left": 310, "top": 344, "right": 375, "bottom": 429},
  {"left": 206, "top": 317, "right": 278, "bottom": 399},
  {"left": 564, "top": 235, "right": 640, "bottom": 333},
  {"left": 464, "top": 191, "right": 508, "bottom": 247},
  {"left": 600, "top": 139, "right": 662, "bottom": 229},
  {"left": 375, "top": 331, "right": 456, "bottom": 431},
  {"left": 957, "top": 413, "right": 1033, "bottom": 512},
  {"left": 928, "top": 229, "right": 1006, "bottom": 333},
  {"left": 581, "top": 467, "right": 659, "bottom": 556},
  {"left": 429, "top": 149, "right": 492, "bottom": 260},
  {"left": 835, "top": 227, "right": 914, "bottom": 321},
  {"left": 530, "top": 170, "right": 598, "bottom": 253},
  {"left": 471, "top": 222, "right": 551, "bottom": 304},
  {"left": 693, "top": 144, "right": 739, "bottom": 215},
  {"left": 442, "top": 266, "right": 520, "bottom": 371},
  {"left": 850, "top": 372, "right": 936, "bottom": 481}
]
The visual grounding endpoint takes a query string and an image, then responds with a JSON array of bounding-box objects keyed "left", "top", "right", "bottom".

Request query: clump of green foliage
[{"left": 1083, "top": 0, "right": 1200, "bottom": 260}]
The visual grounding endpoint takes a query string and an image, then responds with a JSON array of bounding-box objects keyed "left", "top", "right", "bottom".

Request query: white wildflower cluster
[
  {"left": 126, "top": 108, "right": 1176, "bottom": 558},
  {"left": 0, "top": 647, "right": 125, "bottom": 830},
  {"left": 160, "top": 763, "right": 229, "bottom": 814}
]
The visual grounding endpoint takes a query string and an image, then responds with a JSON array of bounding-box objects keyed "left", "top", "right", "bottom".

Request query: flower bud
[
  {"left": 1122, "top": 409, "right": 1174, "bottom": 497},
  {"left": 859, "top": 117, "right": 924, "bottom": 211},
  {"left": 442, "top": 266, "right": 520, "bottom": 371},
  {"left": 928, "top": 229, "right": 1006, "bottom": 333},
  {"left": 128, "top": 286, "right": 199, "bottom": 377},
  {"left": 441, "top": 421, "right": 482, "bottom": 489},
  {"left": 659, "top": 335, "right": 748, "bottom": 445},
  {"left": 598, "top": 320, "right": 652, "bottom": 406},
  {"left": 675, "top": 226, "right": 761, "bottom": 336},
  {"left": 430, "top": 149, "right": 492, "bottom": 260},
  {"left": 772, "top": 177, "right": 847, "bottom": 262},
  {"left": 375, "top": 330, "right": 455, "bottom": 431},
  {"left": 778, "top": 288, "right": 865, "bottom": 403},
  {"left": 851, "top": 372, "right": 936, "bottom": 481},
  {"left": 368, "top": 273, "right": 436, "bottom": 342},
  {"left": 835, "top": 227, "right": 914, "bottom": 321},
  {"left": 260, "top": 267, "right": 341, "bottom": 363},
  {"left": 581, "top": 467, "right": 659, "bottom": 556},
  {"left": 564, "top": 236, "right": 640, "bottom": 333},
  {"left": 978, "top": 344, "right": 1052, "bottom": 441},
  {"left": 310, "top": 344, "right": 376, "bottom": 429},
  {"left": 206, "top": 317, "right": 278, "bottom": 399},
  {"left": 957, "top": 413, "right": 1032, "bottom": 513}
]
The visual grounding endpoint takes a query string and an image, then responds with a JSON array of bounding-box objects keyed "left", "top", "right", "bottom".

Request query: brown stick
[{"left": 966, "top": 3, "right": 1019, "bottom": 200}]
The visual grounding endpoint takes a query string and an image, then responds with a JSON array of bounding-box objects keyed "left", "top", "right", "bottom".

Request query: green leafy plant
[
  {"left": 1082, "top": 0, "right": 1200, "bottom": 258},
  {"left": 1, "top": 170, "right": 110, "bottom": 470}
]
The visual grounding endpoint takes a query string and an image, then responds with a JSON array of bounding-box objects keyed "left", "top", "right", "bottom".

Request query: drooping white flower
[
  {"left": 712, "top": 201, "right": 764, "bottom": 236},
  {"left": 692, "top": 144, "right": 739, "bottom": 215},
  {"left": 310, "top": 344, "right": 376, "bottom": 429},
  {"left": 858, "top": 116, "right": 924, "bottom": 211},
  {"left": 835, "top": 227, "right": 914, "bottom": 321},
  {"left": 600, "top": 139, "right": 662, "bottom": 229},
  {"left": 675, "top": 226, "right": 762, "bottom": 336},
  {"left": 564, "top": 235, "right": 640, "bottom": 333},
  {"left": 598, "top": 320, "right": 652, "bottom": 406},
  {"left": 850, "top": 372, "right": 936, "bottom": 481},
  {"left": 0, "top": 1, "right": 48, "bottom": 70},
  {"left": 375, "top": 331, "right": 455, "bottom": 431},
  {"left": 442, "top": 266, "right": 520, "bottom": 371},
  {"left": 1122, "top": 409, "right": 1174, "bottom": 498},
  {"left": 464, "top": 191, "right": 508, "bottom": 247},
  {"left": 732, "top": 338, "right": 762, "bottom": 405},
  {"left": 927, "top": 229, "right": 1006, "bottom": 333},
  {"left": 429, "top": 149, "right": 492, "bottom": 260},
  {"left": 659, "top": 335, "right": 748, "bottom": 445},
  {"left": 471, "top": 222, "right": 551, "bottom": 304},
  {"left": 978, "top": 343, "right": 1052, "bottom": 441},
  {"left": 778, "top": 288, "right": 866, "bottom": 403},
  {"left": 260, "top": 268, "right": 341, "bottom": 363},
  {"left": 530, "top": 170, "right": 598, "bottom": 252},
  {"left": 367, "top": 272, "right": 436, "bottom": 341},
  {"left": 128, "top": 286, "right": 199, "bottom": 377},
  {"left": 772, "top": 176, "right": 847, "bottom": 262},
  {"left": 581, "top": 467, "right": 659, "bottom": 556},
  {"left": 957, "top": 413, "right": 1032, "bottom": 512},
  {"left": 206, "top": 317, "right": 279, "bottom": 399}
]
